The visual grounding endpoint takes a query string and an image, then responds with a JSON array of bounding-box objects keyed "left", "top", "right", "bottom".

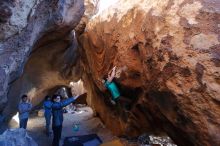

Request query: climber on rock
[
  {"left": 101, "top": 66, "right": 132, "bottom": 111},
  {"left": 43, "top": 95, "right": 53, "bottom": 136},
  {"left": 18, "top": 94, "right": 32, "bottom": 129},
  {"left": 51, "top": 94, "right": 83, "bottom": 146}
]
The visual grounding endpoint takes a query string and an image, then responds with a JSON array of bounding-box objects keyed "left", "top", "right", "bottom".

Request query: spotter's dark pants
[
  {"left": 19, "top": 118, "right": 28, "bottom": 129},
  {"left": 52, "top": 125, "right": 62, "bottom": 146}
]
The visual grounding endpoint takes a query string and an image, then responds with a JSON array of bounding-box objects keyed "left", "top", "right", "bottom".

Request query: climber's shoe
[{"left": 110, "top": 99, "right": 116, "bottom": 105}]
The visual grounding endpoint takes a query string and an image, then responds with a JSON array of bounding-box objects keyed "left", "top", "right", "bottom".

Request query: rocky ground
[
  {"left": 8, "top": 106, "right": 115, "bottom": 146},
  {"left": 4, "top": 105, "right": 176, "bottom": 146}
]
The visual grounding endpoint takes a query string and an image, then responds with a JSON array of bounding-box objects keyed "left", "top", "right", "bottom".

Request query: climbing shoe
[{"left": 110, "top": 99, "right": 116, "bottom": 105}]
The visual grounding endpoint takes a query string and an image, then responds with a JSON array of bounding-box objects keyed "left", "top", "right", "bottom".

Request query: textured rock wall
[
  {"left": 0, "top": 0, "right": 84, "bottom": 117},
  {"left": 0, "top": 0, "right": 219, "bottom": 145},
  {"left": 79, "top": 0, "right": 220, "bottom": 145},
  {"left": 0, "top": 0, "right": 41, "bottom": 40}
]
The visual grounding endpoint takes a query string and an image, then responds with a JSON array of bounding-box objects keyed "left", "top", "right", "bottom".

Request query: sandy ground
[
  {"left": 5, "top": 106, "right": 176, "bottom": 146},
  {"left": 8, "top": 106, "right": 115, "bottom": 146}
]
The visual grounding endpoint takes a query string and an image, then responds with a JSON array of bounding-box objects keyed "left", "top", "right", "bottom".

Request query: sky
[{"left": 97, "top": 0, "right": 119, "bottom": 14}]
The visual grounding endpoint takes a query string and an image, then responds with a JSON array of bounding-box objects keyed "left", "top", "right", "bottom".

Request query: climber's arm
[{"left": 107, "top": 66, "right": 116, "bottom": 82}]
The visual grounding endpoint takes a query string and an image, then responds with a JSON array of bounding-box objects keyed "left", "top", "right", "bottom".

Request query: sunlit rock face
[
  {"left": 75, "top": 0, "right": 99, "bottom": 34},
  {"left": 0, "top": 0, "right": 84, "bottom": 117},
  {"left": 79, "top": 0, "right": 220, "bottom": 145}
]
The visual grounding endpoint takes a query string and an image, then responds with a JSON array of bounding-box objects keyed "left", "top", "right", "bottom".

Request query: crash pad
[{"left": 63, "top": 134, "right": 102, "bottom": 146}]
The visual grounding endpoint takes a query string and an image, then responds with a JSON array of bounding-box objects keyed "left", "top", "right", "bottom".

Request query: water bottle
[{"left": 72, "top": 122, "right": 80, "bottom": 132}]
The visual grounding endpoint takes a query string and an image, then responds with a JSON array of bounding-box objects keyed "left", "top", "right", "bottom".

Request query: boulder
[
  {"left": 0, "top": 128, "right": 38, "bottom": 146},
  {"left": 79, "top": 0, "right": 220, "bottom": 145}
]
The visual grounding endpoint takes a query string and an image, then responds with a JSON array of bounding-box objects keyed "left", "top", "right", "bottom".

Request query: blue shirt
[
  {"left": 18, "top": 102, "right": 32, "bottom": 120},
  {"left": 104, "top": 81, "right": 120, "bottom": 100},
  {"left": 43, "top": 100, "right": 53, "bottom": 116},
  {"left": 52, "top": 97, "right": 76, "bottom": 127}
]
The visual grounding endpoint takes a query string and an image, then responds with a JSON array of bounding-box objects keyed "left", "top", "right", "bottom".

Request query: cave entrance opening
[
  {"left": 55, "top": 80, "right": 88, "bottom": 113},
  {"left": 10, "top": 79, "right": 88, "bottom": 125},
  {"left": 6, "top": 79, "right": 115, "bottom": 146}
]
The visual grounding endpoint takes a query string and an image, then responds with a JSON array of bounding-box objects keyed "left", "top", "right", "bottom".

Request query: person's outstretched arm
[
  {"left": 107, "top": 66, "right": 116, "bottom": 82},
  {"left": 60, "top": 95, "right": 80, "bottom": 107}
]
